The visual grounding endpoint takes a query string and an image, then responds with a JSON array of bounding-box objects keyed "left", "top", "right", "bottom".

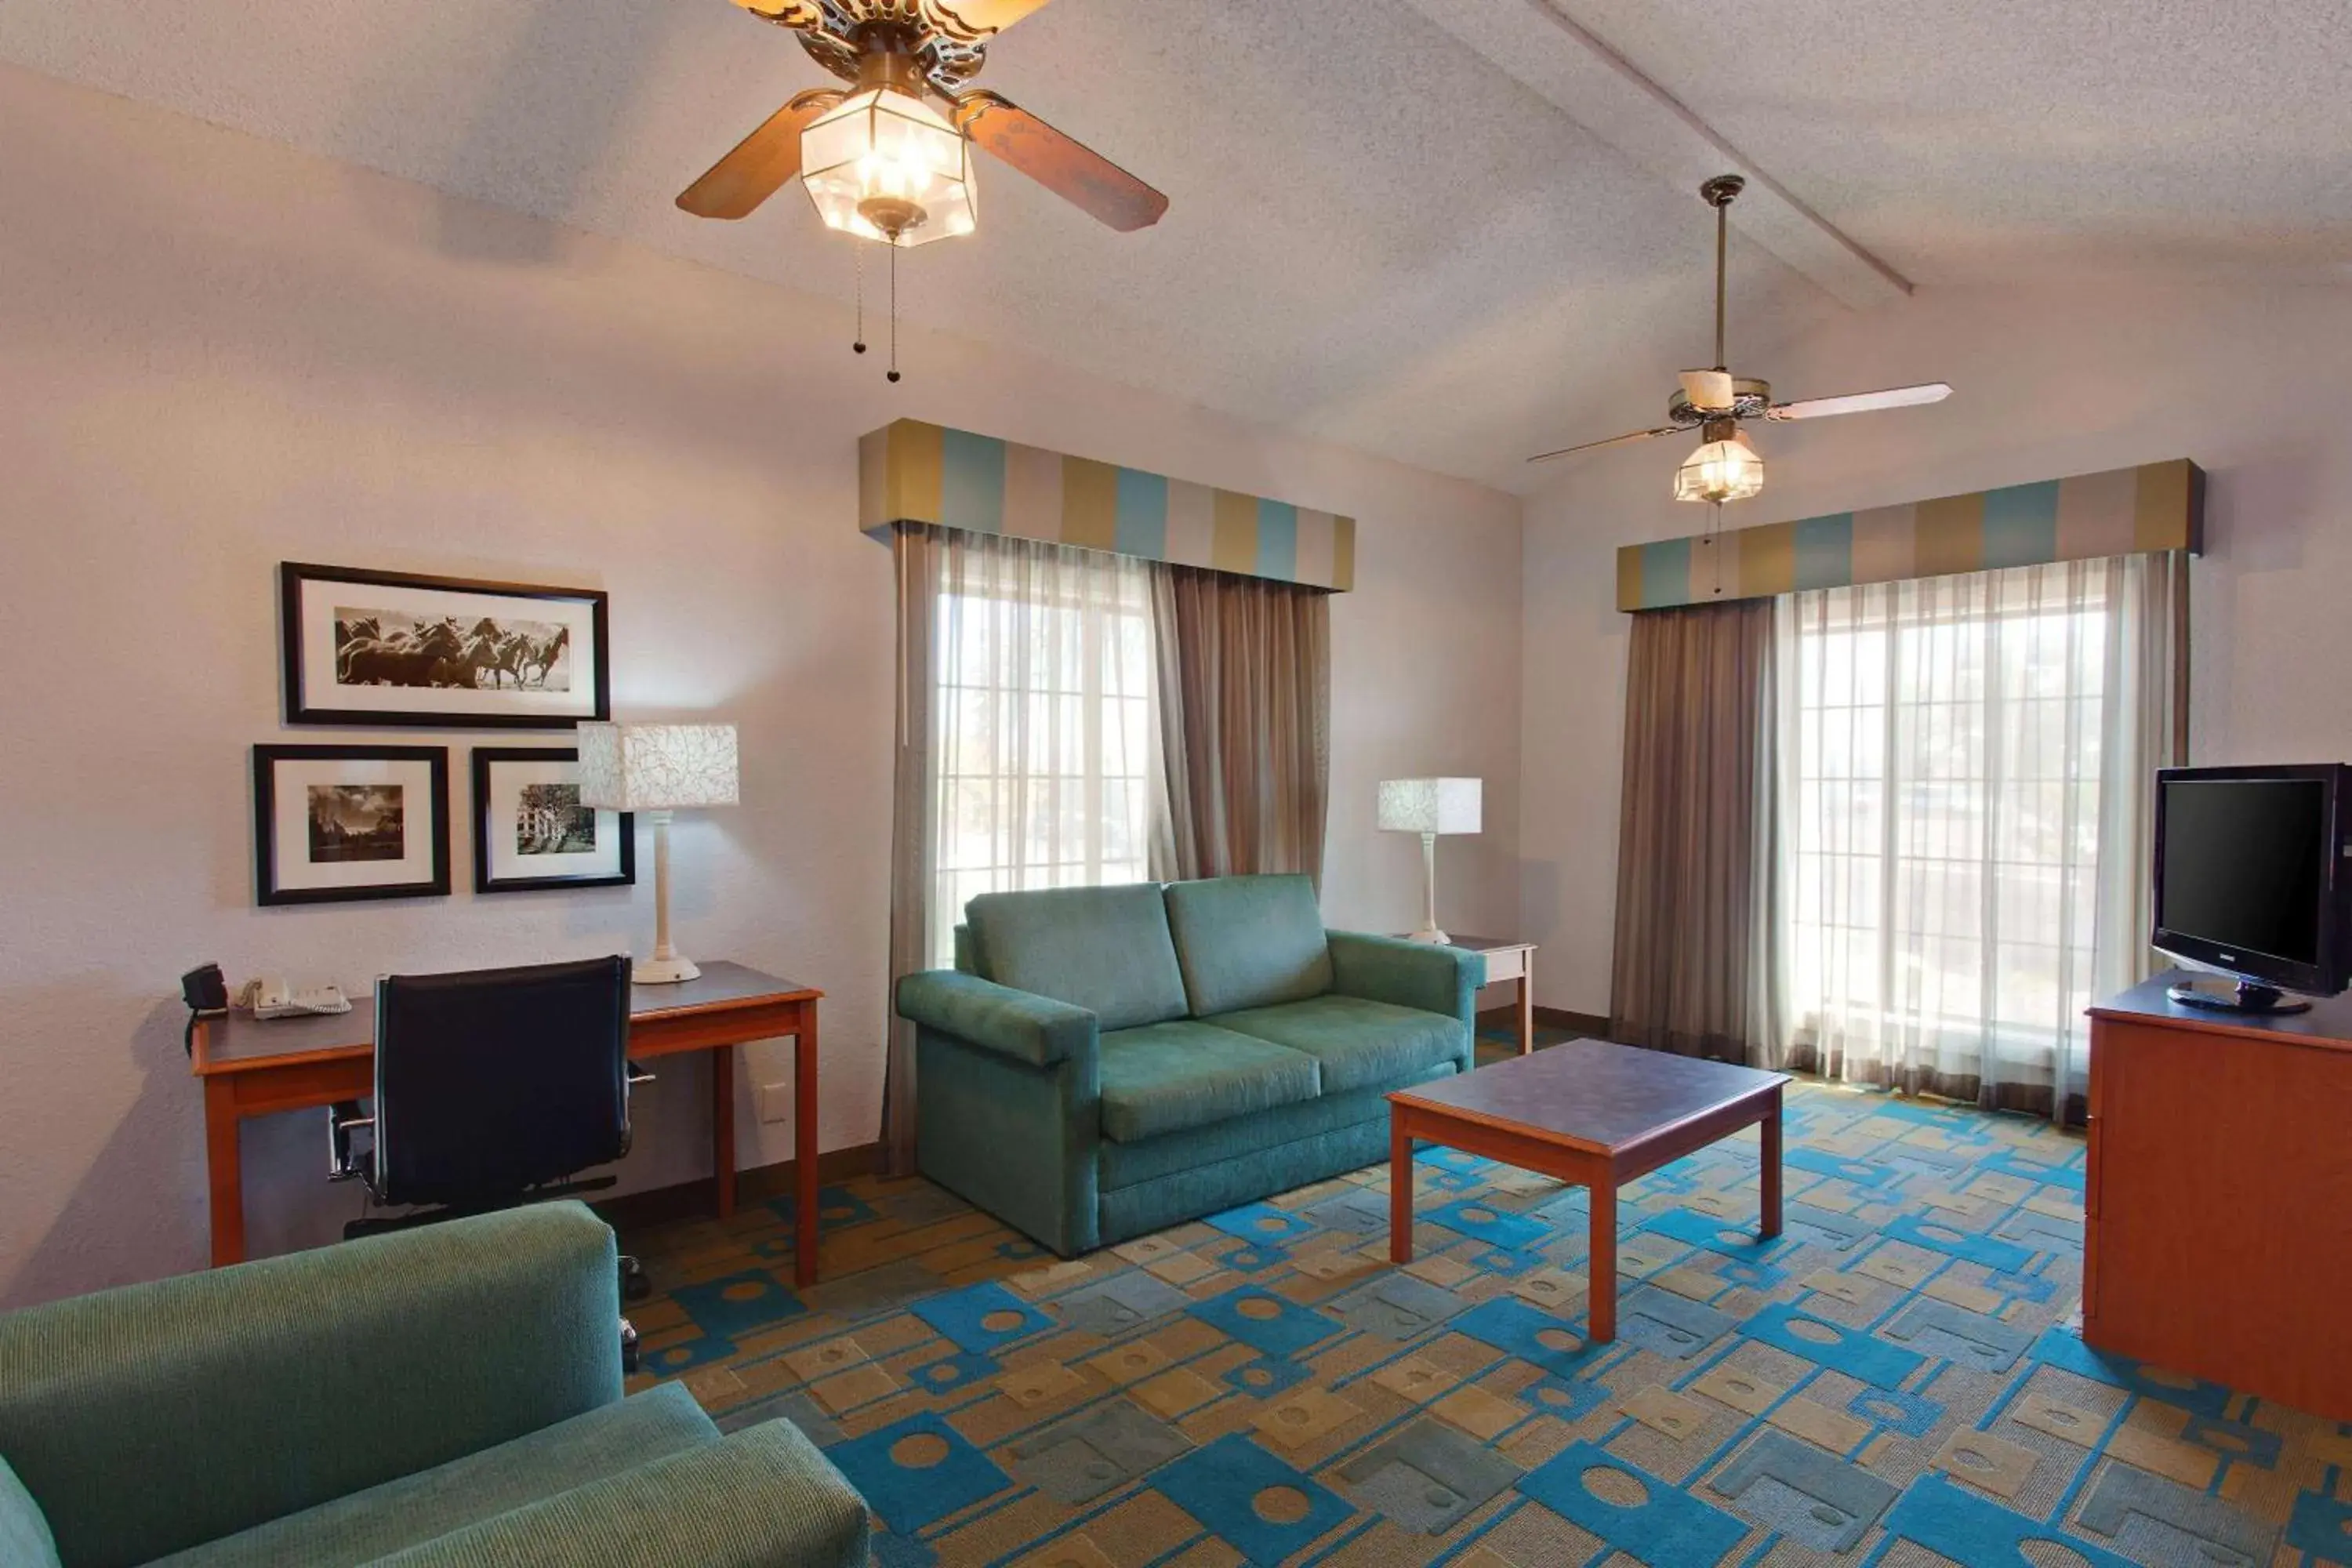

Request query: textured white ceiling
[
  {"left": 1554, "top": 0, "right": 2352, "bottom": 286},
  {"left": 4, "top": 0, "right": 2343, "bottom": 490}
]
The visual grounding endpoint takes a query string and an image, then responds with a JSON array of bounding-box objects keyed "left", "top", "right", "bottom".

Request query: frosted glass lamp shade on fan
[
  {"left": 577, "top": 723, "right": 739, "bottom": 983},
  {"left": 1377, "top": 778, "right": 1482, "bottom": 944},
  {"left": 800, "top": 86, "right": 978, "bottom": 247}
]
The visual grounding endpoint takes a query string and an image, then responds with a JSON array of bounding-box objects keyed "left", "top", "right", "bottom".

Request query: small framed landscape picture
[
  {"left": 472, "top": 747, "right": 633, "bottom": 894},
  {"left": 254, "top": 745, "right": 451, "bottom": 906},
  {"left": 281, "top": 561, "right": 611, "bottom": 729}
]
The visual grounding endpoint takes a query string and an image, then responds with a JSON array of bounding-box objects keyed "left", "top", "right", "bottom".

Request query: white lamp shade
[
  {"left": 1377, "top": 777, "right": 1481, "bottom": 835},
  {"left": 575, "top": 723, "right": 739, "bottom": 811}
]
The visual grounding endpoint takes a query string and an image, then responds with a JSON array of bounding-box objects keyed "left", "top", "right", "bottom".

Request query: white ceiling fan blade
[
  {"left": 1528, "top": 426, "right": 1682, "bottom": 465},
  {"left": 1766, "top": 383, "right": 1951, "bottom": 421},
  {"left": 1679, "top": 369, "right": 1736, "bottom": 412}
]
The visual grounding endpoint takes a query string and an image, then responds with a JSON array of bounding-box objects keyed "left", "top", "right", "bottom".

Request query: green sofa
[
  {"left": 896, "top": 873, "right": 1486, "bottom": 1256},
  {"left": 0, "top": 1203, "right": 868, "bottom": 1568}
]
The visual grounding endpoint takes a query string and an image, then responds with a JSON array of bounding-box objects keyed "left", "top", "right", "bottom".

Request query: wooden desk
[
  {"left": 190, "top": 961, "right": 824, "bottom": 1284},
  {"left": 2085, "top": 971, "right": 2352, "bottom": 1419},
  {"left": 1446, "top": 935, "right": 1537, "bottom": 1054}
]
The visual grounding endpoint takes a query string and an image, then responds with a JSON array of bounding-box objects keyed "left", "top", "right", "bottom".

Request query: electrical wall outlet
[{"left": 757, "top": 1081, "right": 794, "bottom": 1125}]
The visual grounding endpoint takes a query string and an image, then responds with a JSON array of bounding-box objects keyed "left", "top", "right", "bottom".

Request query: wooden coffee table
[{"left": 1387, "top": 1039, "right": 1787, "bottom": 1341}]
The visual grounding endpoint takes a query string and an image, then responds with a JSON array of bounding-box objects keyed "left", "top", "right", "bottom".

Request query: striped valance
[
  {"left": 1617, "top": 459, "right": 2204, "bottom": 612},
  {"left": 859, "top": 419, "right": 1356, "bottom": 590}
]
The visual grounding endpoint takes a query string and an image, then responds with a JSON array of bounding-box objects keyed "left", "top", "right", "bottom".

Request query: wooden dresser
[{"left": 2085, "top": 972, "right": 2352, "bottom": 1420}]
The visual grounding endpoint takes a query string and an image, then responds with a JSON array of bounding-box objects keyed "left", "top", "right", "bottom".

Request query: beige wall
[
  {"left": 1520, "top": 275, "right": 2352, "bottom": 1014},
  {"left": 0, "top": 67, "right": 1524, "bottom": 1306}
]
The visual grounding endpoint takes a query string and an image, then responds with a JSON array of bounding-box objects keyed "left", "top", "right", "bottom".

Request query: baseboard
[
  {"left": 1476, "top": 1004, "right": 1613, "bottom": 1040},
  {"left": 594, "top": 1141, "right": 882, "bottom": 1232}
]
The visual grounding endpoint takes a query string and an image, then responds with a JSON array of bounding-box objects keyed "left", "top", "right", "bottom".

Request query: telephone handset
[
  {"left": 238, "top": 976, "right": 353, "bottom": 1018},
  {"left": 181, "top": 963, "right": 229, "bottom": 1058}
]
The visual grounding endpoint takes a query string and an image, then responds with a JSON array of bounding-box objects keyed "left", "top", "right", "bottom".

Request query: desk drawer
[{"left": 1479, "top": 946, "right": 1526, "bottom": 984}]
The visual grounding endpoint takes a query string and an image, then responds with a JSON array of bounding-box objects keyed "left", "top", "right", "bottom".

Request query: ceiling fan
[
  {"left": 1529, "top": 175, "right": 1950, "bottom": 504},
  {"left": 676, "top": 0, "right": 1167, "bottom": 245}
]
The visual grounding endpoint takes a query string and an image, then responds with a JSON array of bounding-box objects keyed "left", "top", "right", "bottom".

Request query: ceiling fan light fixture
[
  {"left": 1672, "top": 422, "right": 1765, "bottom": 504},
  {"left": 800, "top": 85, "right": 977, "bottom": 246}
]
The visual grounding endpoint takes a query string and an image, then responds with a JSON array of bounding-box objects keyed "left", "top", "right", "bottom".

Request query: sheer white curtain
[
  {"left": 926, "top": 529, "right": 1159, "bottom": 967},
  {"left": 1769, "top": 553, "right": 2183, "bottom": 1116}
]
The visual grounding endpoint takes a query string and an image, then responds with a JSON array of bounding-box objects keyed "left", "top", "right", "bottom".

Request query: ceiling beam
[{"left": 1399, "top": 0, "right": 1911, "bottom": 310}]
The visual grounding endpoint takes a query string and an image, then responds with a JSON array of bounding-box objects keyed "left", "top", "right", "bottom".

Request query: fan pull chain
[
  {"left": 852, "top": 245, "right": 867, "bottom": 357},
  {"left": 887, "top": 241, "right": 902, "bottom": 384}
]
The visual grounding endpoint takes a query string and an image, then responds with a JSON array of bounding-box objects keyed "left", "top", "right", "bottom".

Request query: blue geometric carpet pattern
[{"left": 623, "top": 1062, "right": 2350, "bottom": 1566}]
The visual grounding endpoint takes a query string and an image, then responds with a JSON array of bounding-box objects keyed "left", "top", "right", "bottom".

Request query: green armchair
[
  {"left": 898, "top": 874, "right": 1486, "bottom": 1257},
  {"left": 0, "top": 1203, "right": 868, "bottom": 1568}
]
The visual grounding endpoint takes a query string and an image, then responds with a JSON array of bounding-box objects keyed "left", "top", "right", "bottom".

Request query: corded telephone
[{"left": 238, "top": 976, "right": 352, "bottom": 1018}]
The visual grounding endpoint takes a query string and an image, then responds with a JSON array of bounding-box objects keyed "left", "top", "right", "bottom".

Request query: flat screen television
[{"left": 2151, "top": 763, "right": 2352, "bottom": 1013}]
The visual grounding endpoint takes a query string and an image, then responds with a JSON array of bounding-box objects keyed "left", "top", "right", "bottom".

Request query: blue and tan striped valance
[
  {"left": 859, "top": 419, "right": 1356, "bottom": 590},
  {"left": 1617, "top": 459, "right": 2205, "bottom": 612}
]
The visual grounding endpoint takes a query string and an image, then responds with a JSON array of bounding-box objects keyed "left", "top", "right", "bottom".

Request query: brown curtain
[
  {"left": 1610, "top": 598, "right": 1779, "bottom": 1061},
  {"left": 880, "top": 524, "right": 942, "bottom": 1177},
  {"left": 1150, "top": 566, "right": 1332, "bottom": 884}
]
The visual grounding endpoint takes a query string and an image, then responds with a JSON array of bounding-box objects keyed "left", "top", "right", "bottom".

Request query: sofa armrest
[
  {"left": 0, "top": 1203, "right": 622, "bottom": 1568},
  {"left": 369, "top": 1420, "right": 870, "bottom": 1568},
  {"left": 1327, "top": 931, "right": 1486, "bottom": 1025},
  {"left": 896, "top": 969, "right": 1098, "bottom": 1069}
]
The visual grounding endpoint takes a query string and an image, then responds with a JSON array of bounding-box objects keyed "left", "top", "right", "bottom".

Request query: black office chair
[{"left": 327, "top": 956, "right": 655, "bottom": 1339}]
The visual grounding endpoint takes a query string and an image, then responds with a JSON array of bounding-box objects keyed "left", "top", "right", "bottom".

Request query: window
[
  {"left": 927, "top": 539, "right": 1156, "bottom": 966},
  {"left": 1777, "top": 556, "right": 2146, "bottom": 1095}
]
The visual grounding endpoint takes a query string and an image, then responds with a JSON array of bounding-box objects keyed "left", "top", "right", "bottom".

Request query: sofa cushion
[
  {"left": 1163, "top": 875, "right": 1334, "bottom": 1017},
  {"left": 154, "top": 1383, "right": 717, "bottom": 1568},
  {"left": 1207, "top": 994, "right": 1469, "bottom": 1095},
  {"left": 1098, "top": 1022, "right": 1322, "bottom": 1143},
  {"left": 966, "top": 884, "right": 1190, "bottom": 1033},
  {"left": 1097, "top": 1063, "right": 1459, "bottom": 1196}
]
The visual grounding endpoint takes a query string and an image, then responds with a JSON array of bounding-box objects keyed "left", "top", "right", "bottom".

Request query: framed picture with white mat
[
  {"left": 280, "top": 562, "right": 610, "bottom": 729},
  {"left": 253, "top": 745, "right": 451, "bottom": 906},
  {"left": 471, "top": 747, "right": 633, "bottom": 895}
]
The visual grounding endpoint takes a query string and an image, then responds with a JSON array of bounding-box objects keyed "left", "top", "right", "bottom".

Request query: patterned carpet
[{"left": 620, "top": 1039, "right": 2351, "bottom": 1566}]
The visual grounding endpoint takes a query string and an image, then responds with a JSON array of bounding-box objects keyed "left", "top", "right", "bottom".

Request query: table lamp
[
  {"left": 1377, "top": 777, "right": 1481, "bottom": 944},
  {"left": 577, "top": 722, "right": 739, "bottom": 983}
]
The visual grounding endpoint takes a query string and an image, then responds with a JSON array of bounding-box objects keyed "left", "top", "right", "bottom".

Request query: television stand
[
  {"left": 2086, "top": 971, "right": 2352, "bottom": 1420},
  {"left": 2164, "top": 975, "right": 2310, "bottom": 1015}
]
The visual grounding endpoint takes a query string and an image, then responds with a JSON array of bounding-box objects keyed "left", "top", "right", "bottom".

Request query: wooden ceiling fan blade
[
  {"left": 729, "top": 0, "right": 822, "bottom": 21},
  {"left": 677, "top": 89, "right": 842, "bottom": 220},
  {"left": 1767, "top": 383, "right": 1952, "bottom": 421},
  {"left": 1528, "top": 426, "right": 1682, "bottom": 465},
  {"left": 929, "top": 0, "right": 1056, "bottom": 37},
  {"left": 956, "top": 91, "right": 1168, "bottom": 231},
  {"left": 1679, "top": 369, "right": 1736, "bottom": 412}
]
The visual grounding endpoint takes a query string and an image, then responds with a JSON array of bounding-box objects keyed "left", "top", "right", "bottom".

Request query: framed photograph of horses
[
  {"left": 471, "top": 747, "right": 634, "bottom": 894},
  {"left": 253, "top": 744, "right": 451, "bottom": 905},
  {"left": 280, "top": 562, "right": 611, "bottom": 729}
]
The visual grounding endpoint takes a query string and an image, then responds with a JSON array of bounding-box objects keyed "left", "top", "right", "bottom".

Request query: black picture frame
[
  {"left": 254, "top": 744, "right": 452, "bottom": 906},
  {"left": 471, "top": 747, "right": 636, "bottom": 894},
  {"left": 280, "top": 561, "right": 612, "bottom": 729}
]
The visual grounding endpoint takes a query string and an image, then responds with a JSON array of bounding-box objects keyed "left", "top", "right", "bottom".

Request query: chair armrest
[
  {"left": 1327, "top": 931, "right": 1486, "bottom": 1024},
  {"left": 368, "top": 1420, "right": 870, "bottom": 1568},
  {"left": 895, "top": 969, "right": 1098, "bottom": 1068},
  {"left": 0, "top": 1203, "right": 623, "bottom": 1568},
  {"left": 0, "top": 1459, "right": 60, "bottom": 1568}
]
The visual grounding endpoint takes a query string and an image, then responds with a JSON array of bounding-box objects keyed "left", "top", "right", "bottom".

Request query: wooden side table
[{"left": 1444, "top": 935, "right": 1537, "bottom": 1054}]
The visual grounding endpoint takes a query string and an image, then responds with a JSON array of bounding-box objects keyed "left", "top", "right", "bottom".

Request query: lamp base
[
  {"left": 1406, "top": 927, "right": 1452, "bottom": 946},
  {"left": 634, "top": 954, "right": 702, "bottom": 985}
]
